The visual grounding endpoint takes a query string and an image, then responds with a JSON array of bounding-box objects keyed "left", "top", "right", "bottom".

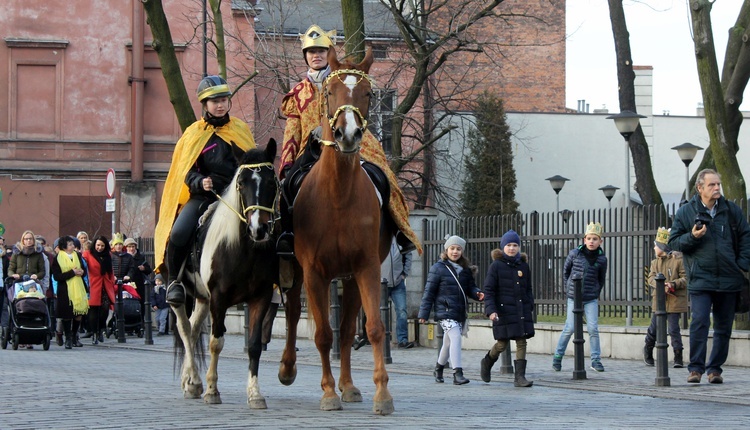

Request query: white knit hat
[{"left": 444, "top": 235, "right": 466, "bottom": 250}]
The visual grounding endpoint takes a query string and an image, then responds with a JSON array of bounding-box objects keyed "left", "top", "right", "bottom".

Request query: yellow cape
[{"left": 154, "top": 117, "right": 255, "bottom": 271}]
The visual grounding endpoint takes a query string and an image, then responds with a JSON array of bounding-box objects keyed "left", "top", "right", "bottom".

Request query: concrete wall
[{"left": 217, "top": 309, "right": 750, "bottom": 367}]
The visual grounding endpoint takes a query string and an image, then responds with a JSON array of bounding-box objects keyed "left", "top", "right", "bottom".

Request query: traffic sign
[
  {"left": 105, "top": 199, "right": 116, "bottom": 213},
  {"left": 106, "top": 169, "right": 116, "bottom": 198}
]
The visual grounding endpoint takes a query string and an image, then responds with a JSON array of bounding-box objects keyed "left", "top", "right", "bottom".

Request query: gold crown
[
  {"left": 110, "top": 232, "right": 124, "bottom": 246},
  {"left": 585, "top": 222, "right": 603, "bottom": 238},
  {"left": 655, "top": 227, "right": 670, "bottom": 245},
  {"left": 300, "top": 25, "right": 336, "bottom": 51}
]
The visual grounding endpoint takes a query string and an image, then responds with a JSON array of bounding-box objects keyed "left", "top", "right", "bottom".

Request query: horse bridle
[
  {"left": 212, "top": 162, "right": 279, "bottom": 228},
  {"left": 321, "top": 68, "right": 374, "bottom": 153}
]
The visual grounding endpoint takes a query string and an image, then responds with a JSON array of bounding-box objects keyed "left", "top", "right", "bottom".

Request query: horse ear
[
  {"left": 328, "top": 47, "right": 340, "bottom": 71},
  {"left": 265, "top": 138, "right": 277, "bottom": 163},
  {"left": 230, "top": 141, "right": 245, "bottom": 162},
  {"left": 358, "top": 48, "right": 374, "bottom": 74}
]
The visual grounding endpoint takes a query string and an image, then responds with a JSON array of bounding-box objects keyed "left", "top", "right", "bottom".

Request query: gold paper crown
[
  {"left": 300, "top": 25, "right": 336, "bottom": 51},
  {"left": 655, "top": 227, "right": 670, "bottom": 245},
  {"left": 584, "top": 222, "right": 603, "bottom": 238},
  {"left": 110, "top": 232, "right": 124, "bottom": 246}
]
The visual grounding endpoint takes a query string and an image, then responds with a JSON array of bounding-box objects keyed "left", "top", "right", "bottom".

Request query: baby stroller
[
  {"left": 107, "top": 282, "right": 143, "bottom": 339},
  {"left": 1, "top": 278, "right": 52, "bottom": 350}
]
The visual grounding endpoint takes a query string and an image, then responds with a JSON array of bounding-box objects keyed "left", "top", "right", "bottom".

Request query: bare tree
[
  {"left": 688, "top": 0, "right": 750, "bottom": 200},
  {"left": 607, "top": 0, "right": 663, "bottom": 205}
]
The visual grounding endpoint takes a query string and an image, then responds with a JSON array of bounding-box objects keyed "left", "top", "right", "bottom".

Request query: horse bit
[{"left": 321, "top": 68, "right": 374, "bottom": 153}]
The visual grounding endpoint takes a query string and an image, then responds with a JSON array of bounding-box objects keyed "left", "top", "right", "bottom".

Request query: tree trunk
[
  {"left": 690, "top": 0, "right": 747, "bottom": 200},
  {"left": 209, "top": 0, "right": 227, "bottom": 78},
  {"left": 608, "top": 0, "right": 663, "bottom": 205},
  {"left": 142, "top": 0, "right": 196, "bottom": 132},
  {"left": 341, "top": 0, "right": 366, "bottom": 62}
]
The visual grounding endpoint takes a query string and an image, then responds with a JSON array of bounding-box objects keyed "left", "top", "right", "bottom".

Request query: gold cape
[{"left": 154, "top": 117, "right": 256, "bottom": 271}]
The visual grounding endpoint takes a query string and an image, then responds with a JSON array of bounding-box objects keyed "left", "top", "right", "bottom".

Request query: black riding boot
[
  {"left": 433, "top": 363, "right": 445, "bottom": 383},
  {"left": 453, "top": 368, "right": 469, "bottom": 385},
  {"left": 480, "top": 352, "right": 499, "bottom": 383},
  {"left": 166, "top": 241, "right": 188, "bottom": 306},
  {"left": 673, "top": 349, "right": 684, "bottom": 368},
  {"left": 395, "top": 231, "right": 417, "bottom": 255}
]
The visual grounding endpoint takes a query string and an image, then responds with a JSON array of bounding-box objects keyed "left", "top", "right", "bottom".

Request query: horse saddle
[{"left": 281, "top": 130, "right": 390, "bottom": 212}]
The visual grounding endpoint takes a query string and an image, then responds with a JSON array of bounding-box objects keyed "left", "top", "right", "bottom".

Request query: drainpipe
[{"left": 130, "top": 0, "right": 145, "bottom": 182}]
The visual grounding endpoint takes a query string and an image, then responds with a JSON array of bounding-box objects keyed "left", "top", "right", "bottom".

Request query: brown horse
[{"left": 279, "top": 48, "right": 395, "bottom": 415}]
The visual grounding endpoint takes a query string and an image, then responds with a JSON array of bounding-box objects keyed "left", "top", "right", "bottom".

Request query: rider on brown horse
[{"left": 276, "top": 24, "right": 421, "bottom": 259}]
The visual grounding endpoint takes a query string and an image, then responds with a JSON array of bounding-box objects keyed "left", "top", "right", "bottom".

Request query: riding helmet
[{"left": 197, "top": 75, "right": 232, "bottom": 103}]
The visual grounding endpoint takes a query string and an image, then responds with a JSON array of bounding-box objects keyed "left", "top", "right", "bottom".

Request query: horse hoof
[
  {"left": 203, "top": 392, "right": 222, "bottom": 404},
  {"left": 320, "top": 396, "right": 343, "bottom": 411},
  {"left": 278, "top": 364, "right": 297, "bottom": 386},
  {"left": 341, "top": 387, "right": 362, "bottom": 403},
  {"left": 183, "top": 383, "right": 203, "bottom": 399},
  {"left": 247, "top": 398, "right": 268, "bottom": 409},
  {"left": 373, "top": 399, "right": 395, "bottom": 416}
]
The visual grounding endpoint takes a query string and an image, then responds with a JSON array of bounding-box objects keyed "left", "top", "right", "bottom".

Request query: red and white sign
[{"left": 105, "top": 168, "right": 116, "bottom": 198}]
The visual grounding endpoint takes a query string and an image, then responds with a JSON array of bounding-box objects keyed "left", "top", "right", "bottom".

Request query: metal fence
[{"left": 421, "top": 203, "right": 697, "bottom": 320}]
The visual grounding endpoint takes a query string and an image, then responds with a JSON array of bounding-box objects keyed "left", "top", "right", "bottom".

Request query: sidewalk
[{"left": 107, "top": 332, "right": 750, "bottom": 406}]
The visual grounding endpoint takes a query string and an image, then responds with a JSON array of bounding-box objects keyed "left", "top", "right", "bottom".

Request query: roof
[{"left": 252, "top": 0, "right": 401, "bottom": 40}]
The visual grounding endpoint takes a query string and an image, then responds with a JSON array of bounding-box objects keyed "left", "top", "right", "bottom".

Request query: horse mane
[{"left": 200, "top": 148, "right": 269, "bottom": 279}]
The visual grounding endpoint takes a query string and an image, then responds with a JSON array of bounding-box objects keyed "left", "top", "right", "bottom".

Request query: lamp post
[
  {"left": 599, "top": 185, "right": 619, "bottom": 210},
  {"left": 546, "top": 175, "right": 570, "bottom": 214},
  {"left": 671, "top": 142, "right": 703, "bottom": 204},
  {"left": 606, "top": 111, "right": 646, "bottom": 328}
]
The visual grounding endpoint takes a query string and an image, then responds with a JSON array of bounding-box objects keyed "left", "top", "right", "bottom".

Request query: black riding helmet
[{"left": 197, "top": 75, "right": 232, "bottom": 103}]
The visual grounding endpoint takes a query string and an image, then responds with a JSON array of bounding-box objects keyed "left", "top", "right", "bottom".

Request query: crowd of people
[{"left": 0, "top": 231, "right": 172, "bottom": 350}]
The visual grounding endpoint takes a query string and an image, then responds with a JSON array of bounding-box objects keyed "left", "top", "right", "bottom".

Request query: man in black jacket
[{"left": 669, "top": 169, "right": 750, "bottom": 384}]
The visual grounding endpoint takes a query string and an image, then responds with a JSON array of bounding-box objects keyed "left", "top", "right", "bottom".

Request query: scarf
[
  {"left": 57, "top": 251, "right": 89, "bottom": 315},
  {"left": 307, "top": 65, "right": 331, "bottom": 90},
  {"left": 504, "top": 252, "right": 522, "bottom": 264},
  {"left": 91, "top": 248, "right": 112, "bottom": 275},
  {"left": 448, "top": 260, "right": 463, "bottom": 275}
]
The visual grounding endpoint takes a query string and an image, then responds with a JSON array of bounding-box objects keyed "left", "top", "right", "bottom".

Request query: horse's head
[
  {"left": 322, "top": 48, "right": 374, "bottom": 153},
  {"left": 233, "top": 139, "right": 279, "bottom": 242}
]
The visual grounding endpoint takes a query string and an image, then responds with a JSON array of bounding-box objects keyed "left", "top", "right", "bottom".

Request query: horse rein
[
  {"left": 211, "top": 162, "right": 279, "bottom": 225},
  {"left": 322, "top": 68, "right": 374, "bottom": 153}
]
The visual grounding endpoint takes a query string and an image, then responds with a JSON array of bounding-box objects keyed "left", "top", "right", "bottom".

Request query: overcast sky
[{"left": 566, "top": 0, "right": 745, "bottom": 116}]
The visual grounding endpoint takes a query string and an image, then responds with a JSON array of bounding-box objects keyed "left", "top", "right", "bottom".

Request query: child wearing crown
[
  {"left": 643, "top": 227, "right": 687, "bottom": 368},
  {"left": 552, "top": 222, "right": 609, "bottom": 372}
]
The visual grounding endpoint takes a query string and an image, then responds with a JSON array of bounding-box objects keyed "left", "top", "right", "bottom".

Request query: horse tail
[{"left": 171, "top": 295, "right": 207, "bottom": 376}]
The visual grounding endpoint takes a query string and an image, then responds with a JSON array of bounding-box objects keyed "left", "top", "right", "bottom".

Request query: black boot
[
  {"left": 165, "top": 241, "right": 188, "bottom": 306},
  {"left": 673, "top": 349, "right": 684, "bottom": 368},
  {"left": 55, "top": 331, "right": 63, "bottom": 346},
  {"left": 395, "top": 231, "right": 417, "bottom": 255},
  {"left": 433, "top": 363, "right": 445, "bottom": 383},
  {"left": 453, "top": 368, "right": 469, "bottom": 385},
  {"left": 72, "top": 320, "right": 83, "bottom": 347},
  {"left": 63, "top": 320, "right": 73, "bottom": 349},
  {"left": 275, "top": 232, "right": 295, "bottom": 260},
  {"left": 480, "top": 353, "right": 498, "bottom": 383},
  {"left": 643, "top": 345, "right": 655, "bottom": 366},
  {"left": 513, "top": 359, "right": 533, "bottom": 387}
]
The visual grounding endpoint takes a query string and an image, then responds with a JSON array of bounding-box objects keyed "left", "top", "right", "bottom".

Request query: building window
[
  {"left": 369, "top": 89, "right": 396, "bottom": 154},
  {"left": 372, "top": 45, "right": 388, "bottom": 60}
]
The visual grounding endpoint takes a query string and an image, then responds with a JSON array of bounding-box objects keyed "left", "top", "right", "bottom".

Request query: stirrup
[
  {"left": 276, "top": 232, "right": 295, "bottom": 260},
  {"left": 166, "top": 281, "right": 185, "bottom": 306}
]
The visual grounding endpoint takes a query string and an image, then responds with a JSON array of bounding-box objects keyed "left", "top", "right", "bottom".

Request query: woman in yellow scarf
[
  {"left": 153, "top": 75, "right": 255, "bottom": 306},
  {"left": 51, "top": 236, "right": 89, "bottom": 349}
]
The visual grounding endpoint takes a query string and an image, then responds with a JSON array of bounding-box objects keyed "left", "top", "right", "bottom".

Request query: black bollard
[
  {"left": 116, "top": 279, "right": 126, "bottom": 343},
  {"left": 499, "top": 345, "right": 513, "bottom": 374},
  {"left": 381, "top": 279, "right": 392, "bottom": 364},
  {"left": 654, "top": 273, "right": 670, "bottom": 386},
  {"left": 143, "top": 279, "right": 153, "bottom": 345},
  {"left": 572, "top": 274, "right": 586, "bottom": 380},
  {"left": 330, "top": 280, "right": 341, "bottom": 360}
]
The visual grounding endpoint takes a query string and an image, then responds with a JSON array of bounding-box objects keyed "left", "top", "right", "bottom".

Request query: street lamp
[
  {"left": 546, "top": 175, "right": 570, "bottom": 214},
  {"left": 560, "top": 209, "right": 574, "bottom": 223},
  {"left": 671, "top": 142, "right": 703, "bottom": 203},
  {"left": 606, "top": 110, "right": 647, "bottom": 207},
  {"left": 599, "top": 185, "right": 619, "bottom": 210},
  {"left": 606, "top": 110, "right": 646, "bottom": 328}
]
